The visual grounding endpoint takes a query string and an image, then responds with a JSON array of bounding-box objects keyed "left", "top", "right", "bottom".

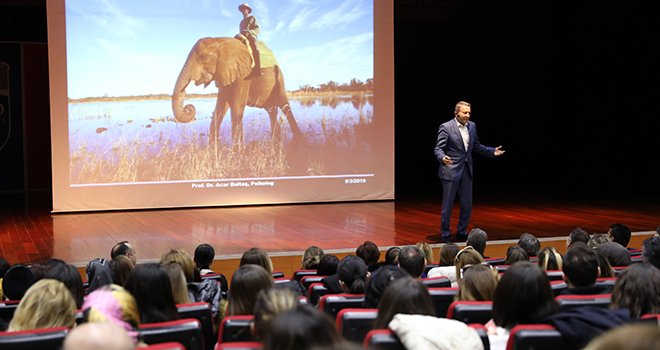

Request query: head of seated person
[
  {"left": 301, "top": 246, "right": 324, "bottom": 270},
  {"left": 518, "top": 233, "right": 541, "bottom": 257},
  {"left": 537, "top": 247, "right": 563, "bottom": 271},
  {"left": 363, "top": 265, "right": 409, "bottom": 308},
  {"left": 562, "top": 242, "right": 599, "bottom": 288},
  {"left": 454, "top": 246, "right": 484, "bottom": 284},
  {"left": 610, "top": 262, "right": 660, "bottom": 318},
  {"left": 252, "top": 286, "right": 298, "bottom": 340},
  {"left": 456, "top": 263, "right": 499, "bottom": 301},
  {"left": 505, "top": 245, "right": 529, "bottom": 265},
  {"left": 438, "top": 243, "right": 459, "bottom": 267},
  {"left": 337, "top": 255, "right": 368, "bottom": 294},
  {"left": 398, "top": 245, "right": 426, "bottom": 278},
  {"left": 228, "top": 264, "right": 274, "bottom": 316},
  {"left": 262, "top": 304, "right": 343, "bottom": 350},
  {"left": 240, "top": 247, "right": 274, "bottom": 275},
  {"left": 124, "top": 263, "right": 179, "bottom": 324},
  {"left": 373, "top": 276, "right": 435, "bottom": 329},
  {"left": 8, "top": 279, "right": 77, "bottom": 331}
]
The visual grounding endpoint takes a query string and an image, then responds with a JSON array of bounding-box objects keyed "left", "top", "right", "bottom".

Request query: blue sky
[{"left": 65, "top": 0, "right": 374, "bottom": 98}]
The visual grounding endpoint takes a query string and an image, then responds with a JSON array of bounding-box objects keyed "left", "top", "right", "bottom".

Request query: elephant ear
[{"left": 215, "top": 39, "right": 253, "bottom": 87}]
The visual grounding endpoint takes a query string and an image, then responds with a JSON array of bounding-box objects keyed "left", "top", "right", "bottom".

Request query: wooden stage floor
[{"left": 0, "top": 193, "right": 658, "bottom": 266}]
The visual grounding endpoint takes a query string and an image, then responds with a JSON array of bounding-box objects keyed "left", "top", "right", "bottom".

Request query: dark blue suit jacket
[{"left": 434, "top": 119, "right": 495, "bottom": 181}]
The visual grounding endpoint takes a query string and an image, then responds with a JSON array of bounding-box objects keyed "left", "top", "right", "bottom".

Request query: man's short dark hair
[
  {"left": 642, "top": 236, "right": 660, "bottom": 269},
  {"left": 568, "top": 227, "right": 590, "bottom": 247},
  {"left": 356, "top": 241, "right": 380, "bottom": 267},
  {"left": 563, "top": 242, "right": 599, "bottom": 287},
  {"left": 609, "top": 223, "right": 632, "bottom": 247},
  {"left": 385, "top": 246, "right": 401, "bottom": 265},
  {"left": 467, "top": 228, "right": 488, "bottom": 257},
  {"left": 398, "top": 246, "right": 425, "bottom": 278},
  {"left": 110, "top": 241, "right": 133, "bottom": 259},
  {"left": 518, "top": 233, "right": 541, "bottom": 257}
]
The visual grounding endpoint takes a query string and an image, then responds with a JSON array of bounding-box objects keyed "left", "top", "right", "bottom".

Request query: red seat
[
  {"left": 468, "top": 323, "right": 491, "bottom": 350},
  {"left": 143, "top": 342, "right": 187, "bottom": 350},
  {"left": 300, "top": 275, "right": 326, "bottom": 289},
  {"left": 214, "top": 341, "right": 262, "bottom": 350},
  {"left": 335, "top": 308, "right": 377, "bottom": 343},
  {"left": 420, "top": 276, "right": 451, "bottom": 288},
  {"left": 0, "top": 326, "right": 69, "bottom": 350},
  {"left": 363, "top": 329, "right": 405, "bottom": 350},
  {"left": 446, "top": 301, "right": 493, "bottom": 324},
  {"left": 139, "top": 318, "right": 204, "bottom": 350},
  {"left": 177, "top": 302, "right": 215, "bottom": 350},
  {"left": 291, "top": 269, "right": 317, "bottom": 281},
  {"left": 555, "top": 293, "right": 612, "bottom": 310},
  {"left": 318, "top": 293, "right": 366, "bottom": 319},
  {"left": 218, "top": 315, "right": 256, "bottom": 344},
  {"left": 506, "top": 324, "right": 565, "bottom": 350},
  {"left": 308, "top": 282, "right": 329, "bottom": 306},
  {"left": 427, "top": 287, "right": 458, "bottom": 318}
]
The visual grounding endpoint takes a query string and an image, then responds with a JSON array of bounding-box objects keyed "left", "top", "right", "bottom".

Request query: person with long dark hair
[{"left": 124, "top": 263, "right": 179, "bottom": 323}]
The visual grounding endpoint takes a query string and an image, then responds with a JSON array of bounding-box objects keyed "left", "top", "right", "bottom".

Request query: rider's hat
[{"left": 238, "top": 3, "right": 252, "bottom": 14}]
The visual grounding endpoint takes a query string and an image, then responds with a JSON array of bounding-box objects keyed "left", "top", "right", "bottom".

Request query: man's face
[{"left": 455, "top": 105, "right": 471, "bottom": 125}]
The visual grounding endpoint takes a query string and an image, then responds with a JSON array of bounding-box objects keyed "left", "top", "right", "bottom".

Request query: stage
[{"left": 0, "top": 193, "right": 658, "bottom": 267}]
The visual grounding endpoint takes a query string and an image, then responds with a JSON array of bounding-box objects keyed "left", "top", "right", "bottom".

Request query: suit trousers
[{"left": 440, "top": 169, "right": 473, "bottom": 238}]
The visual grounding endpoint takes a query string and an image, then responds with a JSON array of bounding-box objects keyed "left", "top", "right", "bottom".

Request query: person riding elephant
[
  {"left": 237, "top": 3, "right": 262, "bottom": 79},
  {"left": 172, "top": 37, "right": 304, "bottom": 147}
]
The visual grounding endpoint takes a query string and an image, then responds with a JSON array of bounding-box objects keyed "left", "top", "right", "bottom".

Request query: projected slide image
[{"left": 67, "top": 0, "right": 374, "bottom": 184}]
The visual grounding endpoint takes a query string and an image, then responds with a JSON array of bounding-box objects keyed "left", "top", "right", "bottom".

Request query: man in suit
[{"left": 434, "top": 101, "right": 505, "bottom": 242}]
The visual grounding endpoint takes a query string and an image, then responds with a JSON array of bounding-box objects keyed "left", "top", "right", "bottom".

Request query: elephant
[{"left": 172, "top": 37, "right": 304, "bottom": 147}]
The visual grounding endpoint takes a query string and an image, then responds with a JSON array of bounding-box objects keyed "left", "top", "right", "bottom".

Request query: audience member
[
  {"left": 85, "top": 257, "right": 113, "bottom": 293},
  {"left": 301, "top": 246, "right": 324, "bottom": 270},
  {"left": 8, "top": 279, "right": 77, "bottom": 331},
  {"left": 588, "top": 233, "right": 612, "bottom": 250},
  {"left": 161, "top": 262, "right": 192, "bottom": 304},
  {"left": 595, "top": 252, "right": 616, "bottom": 278},
  {"left": 227, "top": 264, "right": 273, "bottom": 316},
  {"left": 567, "top": 227, "right": 590, "bottom": 247},
  {"left": 384, "top": 246, "right": 401, "bottom": 265},
  {"left": 124, "top": 263, "right": 179, "bottom": 323},
  {"left": 111, "top": 254, "right": 134, "bottom": 287},
  {"left": 560, "top": 242, "right": 608, "bottom": 295},
  {"left": 487, "top": 262, "right": 559, "bottom": 349},
  {"left": 610, "top": 262, "right": 660, "bottom": 318},
  {"left": 583, "top": 323, "right": 660, "bottom": 350},
  {"left": 598, "top": 242, "right": 631, "bottom": 267},
  {"left": 398, "top": 245, "right": 426, "bottom": 278},
  {"left": 240, "top": 247, "right": 274, "bottom": 274},
  {"left": 194, "top": 243, "right": 216, "bottom": 274},
  {"left": 373, "top": 276, "right": 435, "bottom": 329},
  {"left": 537, "top": 247, "right": 563, "bottom": 271},
  {"left": 363, "top": 265, "right": 409, "bottom": 308},
  {"left": 607, "top": 223, "right": 631, "bottom": 248},
  {"left": 2, "top": 264, "right": 34, "bottom": 300},
  {"left": 642, "top": 236, "right": 660, "bottom": 269},
  {"left": 438, "top": 242, "right": 459, "bottom": 266},
  {"left": 467, "top": 228, "right": 488, "bottom": 258},
  {"left": 262, "top": 304, "right": 343, "bottom": 350},
  {"left": 427, "top": 245, "right": 483, "bottom": 287},
  {"left": 160, "top": 248, "right": 196, "bottom": 282},
  {"left": 316, "top": 254, "right": 339, "bottom": 276},
  {"left": 63, "top": 322, "right": 135, "bottom": 350},
  {"left": 415, "top": 242, "right": 434, "bottom": 263},
  {"left": 504, "top": 245, "right": 529, "bottom": 265},
  {"left": 111, "top": 241, "right": 137, "bottom": 265},
  {"left": 518, "top": 233, "right": 541, "bottom": 257},
  {"left": 44, "top": 262, "right": 85, "bottom": 309},
  {"left": 456, "top": 263, "right": 499, "bottom": 301},
  {"left": 356, "top": 241, "right": 381, "bottom": 272},
  {"left": 322, "top": 255, "right": 367, "bottom": 294},
  {"left": 252, "top": 287, "right": 298, "bottom": 340},
  {"left": 82, "top": 284, "right": 141, "bottom": 343}
]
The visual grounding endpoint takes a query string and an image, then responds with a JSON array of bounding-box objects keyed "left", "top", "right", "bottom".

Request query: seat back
[
  {"left": 506, "top": 324, "right": 564, "bottom": 350},
  {"left": 544, "top": 270, "right": 564, "bottom": 281},
  {"left": 594, "top": 277, "right": 617, "bottom": 293},
  {"left": 550, "top": 280, "right": 568, "bottom": 296},
  {"left": 143, "top": 342, "right": 187, "bottom": 350},
  {"left": 420, "top": 276, "right": 451, "bottom": 288},
  {"left": 0, "top": 300, "right": 19, "bottom": 324},
  {"left": 139, "top": 318, "right": 204, "bottom": 350},
  {"left": 427, "top": 287, "right": 458, "bottom": 317},
  {"left": 468, "top": 323, "right": 491, "bottom": 350},
  {"left": 308, "top": 283, "right": 329, "bottom": 306},
  {"left": 336, "top": 308, "right": 378, "bottom": 343},
  {"left": 218, "top": 315, "right": 256, "bottom": 344},
  {"left": 214, "top": 341, "right": 262, "bottom": 350},
  {"left": 291, "top": 269, "right": 317, "bottom": 281},
  {"left": 318, "top": 294, "right": 366, "bottom": 319},
  {"left": 271, "top": 271, "right": 285, "bottom": 278},
  {"left": 484, "top": 257, "right": 506, "bottom": 266},
  {"left": 555, "top": 293, "right": 612, "bottom": 310},
  {"left": 177, "top": 302, "right": 215, "bottom": 350},
  {"left": 0, "top": 326, "right": 69, "bottom": 350},
  {"left": 300, "top": 275, "right": 326, "bottom": 289},
  {"left": 363, "top": 329, "right": 405, "bottom": 350},
  {"left": 446, "top": 301, "right": 493, "bottom": 324}
]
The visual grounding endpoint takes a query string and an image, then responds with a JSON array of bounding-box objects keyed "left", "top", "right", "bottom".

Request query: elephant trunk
[{"left": 172, "top": 62, "right": 196, "bottom": 123}]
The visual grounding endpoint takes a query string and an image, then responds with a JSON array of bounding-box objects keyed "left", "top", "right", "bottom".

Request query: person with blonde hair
[
  {"left": 415, "top": 241, "right": 434, "bottom": 263},
  {"left": 537, "top": 247, "right": 563, "bottom": 271},
  {"left": 453, "top": 246, "right": 485, "bottom": 287},
  {"left": 8, "top": 279, "right": 77, "bottom": 331},
  {"left": 252, "top": 287, "right": 298, "bottom": 339},
  {"left": 160, "top": 248, "right": 196, "bottom": 282},
  {"left": 301, "top": 245, "right": 324, "bottom": 270},
  {"left": 456, "top": 263, "right": 499, "bottom": 301},
  {"left": 83, "top": 284, "right": 141, "bottom": 336}
]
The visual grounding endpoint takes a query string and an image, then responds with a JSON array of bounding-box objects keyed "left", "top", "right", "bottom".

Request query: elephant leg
[
  {"left": 210, "top": 94, "right": 229, "bottom": 148},
  {"left": 280, "top": 103, "right": 304, "bottom": 141},
  {"left": 266, "top": 106, "right": 282, "bottom": 144}
]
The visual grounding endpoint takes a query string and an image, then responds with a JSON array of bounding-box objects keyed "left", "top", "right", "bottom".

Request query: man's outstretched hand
[{"left": 494, "top": 146, "right": 506, "bottom": 156}]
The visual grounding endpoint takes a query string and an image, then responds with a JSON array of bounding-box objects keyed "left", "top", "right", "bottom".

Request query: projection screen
[{"left": 48, "top": 0, "right": 394, "bottom": 212}]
